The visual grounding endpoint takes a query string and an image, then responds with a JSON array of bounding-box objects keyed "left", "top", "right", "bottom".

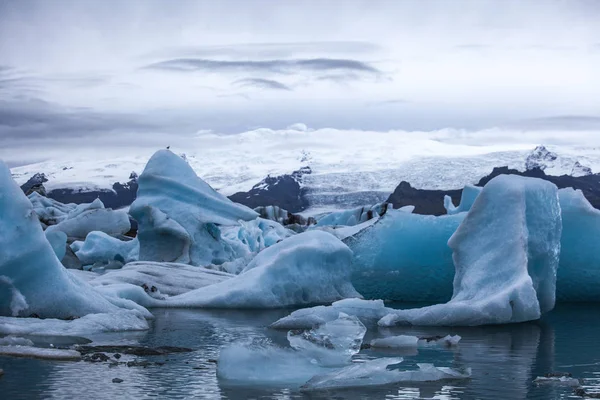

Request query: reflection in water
[{"left": 1, "top": 304, "right": 600, "bottom": 399}]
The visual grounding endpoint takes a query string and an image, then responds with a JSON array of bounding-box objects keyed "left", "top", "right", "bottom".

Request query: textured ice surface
[
  {"left": 72, "top": 232, "right": 139, "bottom": 267},
  {"left": 348, "top": 209, "right": 464, "bottom": 302},
  {"left": 556, "top": 188, "right": 600, "bottom": 301},
  {"left": 0, "top": 345, "right": 82, "bottom": 360},
  {"left": 165, "top": 231, "right": 360, "bottom": 308},
  {"left": 302, "top": 360, "right": 471, "bottom": 391},
  {"left": 533, "top": 376, "right": 581, "bottom": 386},
  {"left": 380, "top": 175, "right": 561, "bottom": 326},
  {"left": 287, "top": 313, "right": 366, "bottom": 366},
  {"left": 129, "top": 150, "right": 257, "bottom": 266},
  {"left": 45, "top": 207, "right": 131, "bottom": 239},
  {"left": 0, "top": 161, "right": 143, "bottom": 319},
  {"left": 0, "top": 336, "right": 34, "bottom": 346},
  {"left": 271, "top": 298, "right": 391, "bottom": 330},
  {"left": 316, "top": 203, "right": 387, "bottom": 227}
]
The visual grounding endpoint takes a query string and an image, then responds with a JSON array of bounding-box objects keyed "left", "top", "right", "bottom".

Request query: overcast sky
[{"left": 1, "top": 0, "right": 599, "bottom": 165}]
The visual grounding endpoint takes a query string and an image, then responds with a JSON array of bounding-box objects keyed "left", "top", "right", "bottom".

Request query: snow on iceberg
[
  {"left": 556, "top": 188, "right": 600, "bottom": 301},
  {"left": 129, "top": 150, "right": 258, "bottom": 266},
  {"left": 164, "top": 230, "right": 360, "bottom": 308},
  {"left": 301, "top": 360, "right": 470, "bottom": 391},
  {"left": 347, "top": 209, "right": 464, "bottom": 302},
  {"left": 379, "top": 175, "right": 561, "bottom": 326},
  {"left": 71, "top": 231, "right": 139, "bottom": 268},
  {"left": 0, "top": 160, "right": 148, "bottom": 322}
]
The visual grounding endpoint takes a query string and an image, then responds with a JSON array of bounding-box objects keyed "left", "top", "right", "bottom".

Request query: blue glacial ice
[
  {"left": 379, "top": 175, "right": 561, "bottom": 326},
  {"left": 129, "top": 150, "right": 258, "bottom": 266},
  {"left": 71, "top": 231, "right": 139, "bottom": 268},
  {"left": 444, "top": 185, "right": 482, "bottom": 215},
  {"left": 347, "top": 209, "right": 464, "bottom": 302},
  {"left": 316, "top": 203, "right": 388, "bottom": 227},
  {"left": 0, "top": 161, "right": 149, "bottom": 323},
  {"left": 45, "top": 230, "right": 67, "bottom": 261}
]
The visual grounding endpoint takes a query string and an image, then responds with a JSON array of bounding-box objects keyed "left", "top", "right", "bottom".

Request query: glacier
[
  {"left": 380, "top": 175, "right": 561, "bottom": 326},
  {"left": 129, "top": 150, "right": 258, "bottom": 266}
]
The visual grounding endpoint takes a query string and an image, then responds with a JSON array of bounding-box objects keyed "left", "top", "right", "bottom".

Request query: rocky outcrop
[
  {"left": 525, "top": 145, "right": 558, "bottom": 171},
  {"left": 20, "top": 173, "right": 48, "bottom": 196},
  {"left": 228, "top": 167, "right": 311, "bottom": 213},
  {"left": 386, "top": 181, "right": 462, "bottom": 216}
]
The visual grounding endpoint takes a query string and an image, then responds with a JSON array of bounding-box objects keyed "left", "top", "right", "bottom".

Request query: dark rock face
[
  {"left": 525, "top": 145, "right": 558, "bottom": 171},
  {"left": 47, "top": 176, "right": 138, "bottom": 210},
  {"left": 386, "top": 181, "right": 462, "bottom": 216},
  {"left": 388, "top": 166, "right": 600, "bottom": 215},
  {"left": 228, "top": 167, "right": 311, "bottom": 213},
  {"left": 20, "top": 173, "right": 48, "bottom": 196}
]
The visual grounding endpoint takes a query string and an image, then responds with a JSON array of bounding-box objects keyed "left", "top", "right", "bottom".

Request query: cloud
[
  {"left": 367, "top": 99, "right": 410, "bottom": 107},
  {"left": 234, "top": 78, "right": 292, "bottom": 91},
  {"left": 144, "top": 57, "right": 381, "bottom": 75}
]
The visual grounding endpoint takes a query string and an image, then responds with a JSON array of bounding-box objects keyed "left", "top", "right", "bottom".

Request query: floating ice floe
[
  {"left": 533, "top": 376, "right": 581, "bottom": 386},
  {"left": 129, "top": 150, "right": 258, "bottom": 266},
  {"left": 369, "top": 334, "right": 461, "bottom": 349},
  {"left": 0, "top": 345, "right": 82, "bottom": 360},
  {"left": 301, "top": 360, "right": 471, "bottom": 391},
  {"left": 379, "top": 175, "right": 561, "bottom": 326},
  {"left": 164, "top": 230, "right": 360, "bottom": 308}
]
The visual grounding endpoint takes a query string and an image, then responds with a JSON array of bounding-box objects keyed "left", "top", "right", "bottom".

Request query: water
[{"left": 2, "top": 304, "right": 600, "bottom": 399}]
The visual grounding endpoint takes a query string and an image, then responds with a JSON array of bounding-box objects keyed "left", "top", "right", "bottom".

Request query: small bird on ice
[{"left": 166, "top": 146, "right": 170, "bottom": 149}]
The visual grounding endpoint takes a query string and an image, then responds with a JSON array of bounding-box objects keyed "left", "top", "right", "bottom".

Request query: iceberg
[
  {"left": 45, "top": 206, "right": 131, "bottom": 240},
  {"left": 347, "top": 209, "right": 464, "bottom": 302},
  {"left": 380, "top": 175, "right": 561, "bottom": 326},
  {"left": 164, "top": 231, "right": 360, "bottom": 308},
  {"left": 71, "top": 232, "right": 139, "bottom": 268},
  {"left": 0, "top": 345, "right": 82, "bottom": 360},
  {"left": 444, "top": 185, "right": 482, "bottom": 215},
  {"left": 556, "top": 188, "right": 600, "bottom": 301},
  {"left": 271, "top": 298, "right": 391, "bottom": 330},
  {"left": 301, "top": 360, "right": 470, "bottom": 391},
  {"left": 317, "top": 203, "right": 388, "bottom": 227},
  {"left": 0, "top": 161, "right": 146, "bottom": 320},
  {"left": 129, "top": 150, "right": 258, "bottom": 266},
  {"left": 45, "top": 230, "right": 67, "bottom": 261},
  {"left": 370, "top": 335, "right": 420, "bottom": 348},
  {"left": 287, "top": 313, "right": 366, "bottom": 366}
]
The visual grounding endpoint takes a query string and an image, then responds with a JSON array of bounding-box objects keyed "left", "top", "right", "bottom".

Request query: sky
[{"left": 1, "top": 0, "right": 599, "bottom": 166}]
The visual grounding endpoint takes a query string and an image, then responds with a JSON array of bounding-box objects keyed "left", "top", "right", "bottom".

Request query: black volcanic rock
[
  {"left": 228, "top": 167, "right": 311, "bottom": 213},
  {"left": 20, "top": 173, "right": 48, "bottom": 196},
  {"left": 47, "top": 175, "right": 138, "bottom": 210},
  {"left": 386, "top": 181, "right": 462, "bottom": 216},
  {"left": 476, "top": 166, "right": 600, "bottom": 209}
]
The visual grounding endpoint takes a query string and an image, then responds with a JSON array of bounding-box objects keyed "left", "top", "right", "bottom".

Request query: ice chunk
[
  {"left": 130, "top": 150, "right": 258, "bottom": 266},
  {"left": 88, "top": 261, "right": 233, "bottom": 296},
  {"left": 380, "top": 175, "right": 561, "bottom": 326},
  {"left": 0, "top": 161, "right": 145, "bottom": 319},
  {"left": 0, "top": 345, "right": 81, "bottom": 360},
  {"left": 165, "top": 231, "right": 360, "bottom": 308},
  {"left": 288, "top": 313, "right": 366, "bottom": 366},
  {"left": 217, "top": 342, "right": 326, "bottom": 386},
  {"left": 533, "top": 376, "right": 581, "bottom": 386},
  {"left": 301, "top": 359, "right": 470, "bottom": 391},
  {"left": 348, "top": 209, "right": 464, "bottom": 302},
  {"left": 45, "top": 207, "right": 131, "bottom": 240},
  {"left": 556, "top": 188, "right": 600, "bottom": 301},
  {"left": 317, "top": 203, "right": 388, "bottom": 227},
  {"left": 71, "top": 232, "right": 139, "bottom": 267},
  {"left": 444, "top": 185, "right": 482, "bottom": 215},
  {"left": 28, "top": 192, "right": 77, "bottom": 225},
  {"left": 45, "top": 230, "right": 67, "bottom": 261},
  {"left": 272, "top": 298, "right": 391, "bottom": 330},
  {"left": 370, "top": 335, "right": 419, "bottom": 348},
  {"left": 0, "top": 336, "right": 34, "bottom": 346},
  {"left": 0, "top": 311, "right": 148, "bottom": 336}
]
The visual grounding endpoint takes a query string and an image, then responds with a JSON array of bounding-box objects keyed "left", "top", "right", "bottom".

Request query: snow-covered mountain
[{"left": 9, "top": 126, "right": 600, "bottom": 213}]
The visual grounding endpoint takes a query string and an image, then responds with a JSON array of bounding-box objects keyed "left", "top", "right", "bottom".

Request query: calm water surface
[{"left": 2, "top": 303, "right": 600, "bottom": 399}]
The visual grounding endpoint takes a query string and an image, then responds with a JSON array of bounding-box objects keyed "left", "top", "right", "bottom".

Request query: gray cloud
[
  {"left": 234, "top": 78, "right": 292, "bottom": 91},
  {"left": 144, "top": 58, "right": 380, "bottom": 75},
  {"left": 367, "top": 99, "right": 410, "bottom": 107},
  {"left": 505, "top": 115, "right": 600, "bottom": 130},
  {"left": 149, "top": 41, "right": 381, "bottom": 60}
]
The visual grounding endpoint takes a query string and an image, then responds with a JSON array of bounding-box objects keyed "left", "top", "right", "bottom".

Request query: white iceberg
[
  {"left": 288, "top": 313, "right": 366, "bottom": 367},
  {"left": 164, "top": 230, "right": 360, "bottom": 308},
  {"left": 301, "top": 359, "right": 470, "bottom": 391},
  {"left": 380, "top": 175, "right": 561, "bottom": 326},
  {"left": 129, "top": 150, "right": 258, "bottom": 266},
  {"left": 370, "top": 335, "right": 420, "bottom": 348}
]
